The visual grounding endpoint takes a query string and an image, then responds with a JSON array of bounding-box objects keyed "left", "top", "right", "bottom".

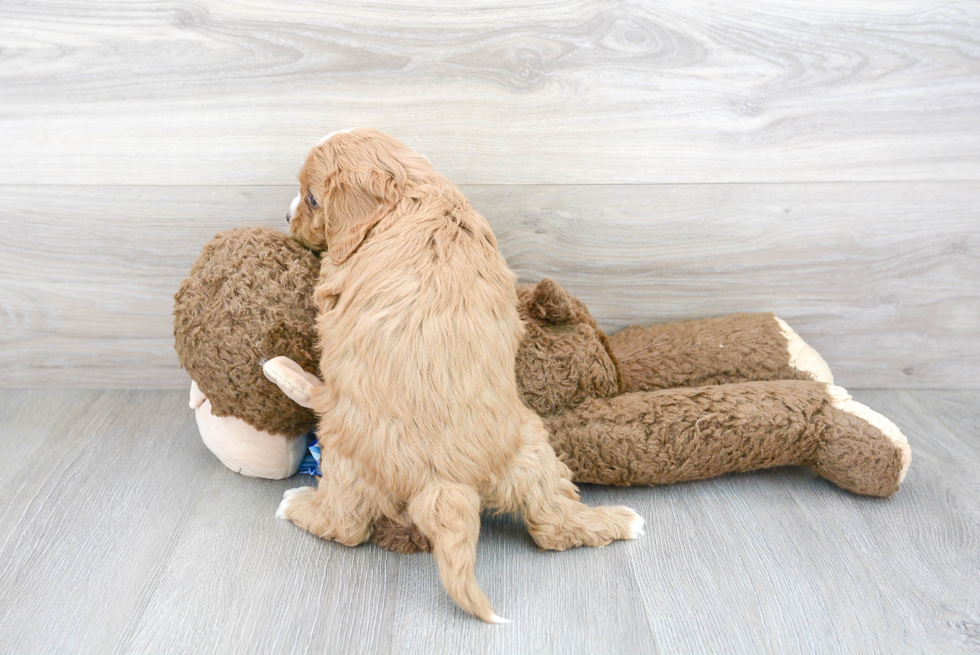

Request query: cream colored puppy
[{"left": 279, "top": 128, "right": 643, "bottom": 623}]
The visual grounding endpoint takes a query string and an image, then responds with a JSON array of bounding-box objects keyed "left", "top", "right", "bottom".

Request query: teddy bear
[
  {"left": 174, "top": 227, "right": 911, "bottom": 553},
  {"left": 173, "top": 227, "right": 321, "bottom": 479}
]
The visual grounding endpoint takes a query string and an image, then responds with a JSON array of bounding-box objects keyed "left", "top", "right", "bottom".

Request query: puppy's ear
[
  {"left": 323, "top": 137, "right": 407, "bottom": 266},
  {"left": 529, "top": 278, "right": 577, "bottom": 324}
]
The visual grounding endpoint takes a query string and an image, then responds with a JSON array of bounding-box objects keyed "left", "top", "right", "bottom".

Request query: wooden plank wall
[{"left": 1, "top": 1, "right": 978, "bottom": 388}]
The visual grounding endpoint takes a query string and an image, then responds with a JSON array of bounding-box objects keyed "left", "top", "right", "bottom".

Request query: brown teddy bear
[{"left": 174, "top": 227, "right": 910, "bottom": 552}]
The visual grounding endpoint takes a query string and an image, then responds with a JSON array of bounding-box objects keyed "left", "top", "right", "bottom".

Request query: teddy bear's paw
[{"left": 775, "top": 317, "right": 834, "bottom": 384}]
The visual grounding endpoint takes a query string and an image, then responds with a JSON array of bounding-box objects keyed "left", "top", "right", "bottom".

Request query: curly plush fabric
[
  {"left": 173, "top": 227, "right": 322, "bottom": 437},
  {"left": 542, "top": 379, "right": 904, "bottom": 494},
  {"left": 609, "top": 313, "right": 812, "bottom": 392},
  {"left": 515, "top": 279, "right": 622, "bottom": 417}
]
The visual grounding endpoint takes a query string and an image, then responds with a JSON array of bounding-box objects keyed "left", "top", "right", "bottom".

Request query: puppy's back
[{"left": 313, "top": 187, "right": 525, "bottom": 497}]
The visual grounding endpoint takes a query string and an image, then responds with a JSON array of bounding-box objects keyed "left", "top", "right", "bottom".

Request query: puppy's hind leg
[
  {"left": 408, "top": 481, "right": 504, "bottom": 624},
  {"left": 277, "top": 454, "right": 377, "bottom": 547},
  {"left": 489, "top": 412, "right": 644, "bottom": 551}
]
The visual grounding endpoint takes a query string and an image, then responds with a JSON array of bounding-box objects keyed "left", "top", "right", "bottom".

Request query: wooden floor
[{"left": 0, "top": 389, "right": 977, "bottom": 654}]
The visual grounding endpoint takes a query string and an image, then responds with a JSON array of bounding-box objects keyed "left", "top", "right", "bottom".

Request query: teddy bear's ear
[{"left": 530, "top": 278, "right": 577, "bottom": 325}]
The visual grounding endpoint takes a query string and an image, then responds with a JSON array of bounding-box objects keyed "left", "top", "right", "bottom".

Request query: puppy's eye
[{"left": 307, "top": 191, "right": 318, "bottom": 209}]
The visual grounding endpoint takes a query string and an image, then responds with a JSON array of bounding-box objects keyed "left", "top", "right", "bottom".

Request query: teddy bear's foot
[
  {"left": 812, "top": 385, "right": 911, "bottom": 497},
  {"left": 774, "top": 317, "right": 834, "bottom": 384}
]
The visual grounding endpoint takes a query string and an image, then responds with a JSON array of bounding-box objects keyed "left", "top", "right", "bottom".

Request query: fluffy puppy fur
[{"left": 279, "top": 128, "right": 643, "bottom": 623}]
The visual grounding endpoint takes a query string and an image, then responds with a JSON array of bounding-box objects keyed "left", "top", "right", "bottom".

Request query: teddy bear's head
[
  {"left": 515, "top": 279, "right": 623, "bottom": 417},
  {"left": 174, "top": 227, "right": 322, "bottom": 437}
]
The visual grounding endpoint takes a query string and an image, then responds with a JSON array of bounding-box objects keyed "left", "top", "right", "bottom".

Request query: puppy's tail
[{"left": 408, "top": 481, "right": 507, "bottom": 624}]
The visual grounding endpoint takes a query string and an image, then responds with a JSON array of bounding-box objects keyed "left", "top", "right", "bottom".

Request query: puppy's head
[{"left": 287, "top": 128, "right": 428, "bottom": 265}]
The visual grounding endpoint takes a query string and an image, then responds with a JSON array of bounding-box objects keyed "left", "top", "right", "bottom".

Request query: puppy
[{"left": 279, "top": 128, "right": 643, "bottom": 623}]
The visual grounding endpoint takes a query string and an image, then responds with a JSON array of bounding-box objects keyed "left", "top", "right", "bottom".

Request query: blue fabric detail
[{"left": 297, "top": 432, "right": 321, "bottom": 476}]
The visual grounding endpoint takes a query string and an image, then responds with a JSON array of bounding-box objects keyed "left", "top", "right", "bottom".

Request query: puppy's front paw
[
  {"left": 277, "top": 486, "right": 316, "bottom": 521},
  {"left": 623, "top": 507, "right": 645, "bottom": 539}
]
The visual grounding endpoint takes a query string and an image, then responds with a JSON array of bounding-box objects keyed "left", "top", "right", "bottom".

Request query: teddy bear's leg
[
  {"left": 544, "top": 380, "right": 910, "bottom": 496},
  {"left": 544, "top": 380, "right": 828, "bottom": 486},
  {"left": 276, "top": 452, "right": 379, "bottom": 546},
  {"left": 607, "top": 313, "right": 833, "bottom": 392},
  {"left": 485, "top": 409, "right": 644, "bottom": 551}
]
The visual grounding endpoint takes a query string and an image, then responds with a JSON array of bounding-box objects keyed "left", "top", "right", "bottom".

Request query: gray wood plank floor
[{"left": 0, "top": 389, "right": 977, "bottom": 654}]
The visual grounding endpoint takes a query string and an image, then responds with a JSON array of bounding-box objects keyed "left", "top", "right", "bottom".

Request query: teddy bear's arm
[
  {"left": 262, "top": 356, "right": 323, "bottom": 408},
  {"left": 542, "top": 379, "right": 909, "bottom": 497},
  {"left": 607, "top": 313, "right": 833, "bottom": 393}
]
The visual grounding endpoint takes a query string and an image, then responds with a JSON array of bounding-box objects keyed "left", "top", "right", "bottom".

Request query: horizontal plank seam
[{"left": 2, "top": 179, "right": 980, "bottom": 189}]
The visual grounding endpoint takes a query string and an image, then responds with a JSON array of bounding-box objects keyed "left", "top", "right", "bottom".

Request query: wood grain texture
[
  {"left": 1, "top": 182, "right": 977, "bottom": 389},
  {"left": 0, "top": 390, "right": 219, "bottom": 654},
  {"left": 0, "top": 389, "right": 977, "bottom": 654},
  {"left": 1, "top": 0, "right": 979, "bottom": 185},
  {"left": 908, "top": 389, "right": 980, "bottom": 458}
]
